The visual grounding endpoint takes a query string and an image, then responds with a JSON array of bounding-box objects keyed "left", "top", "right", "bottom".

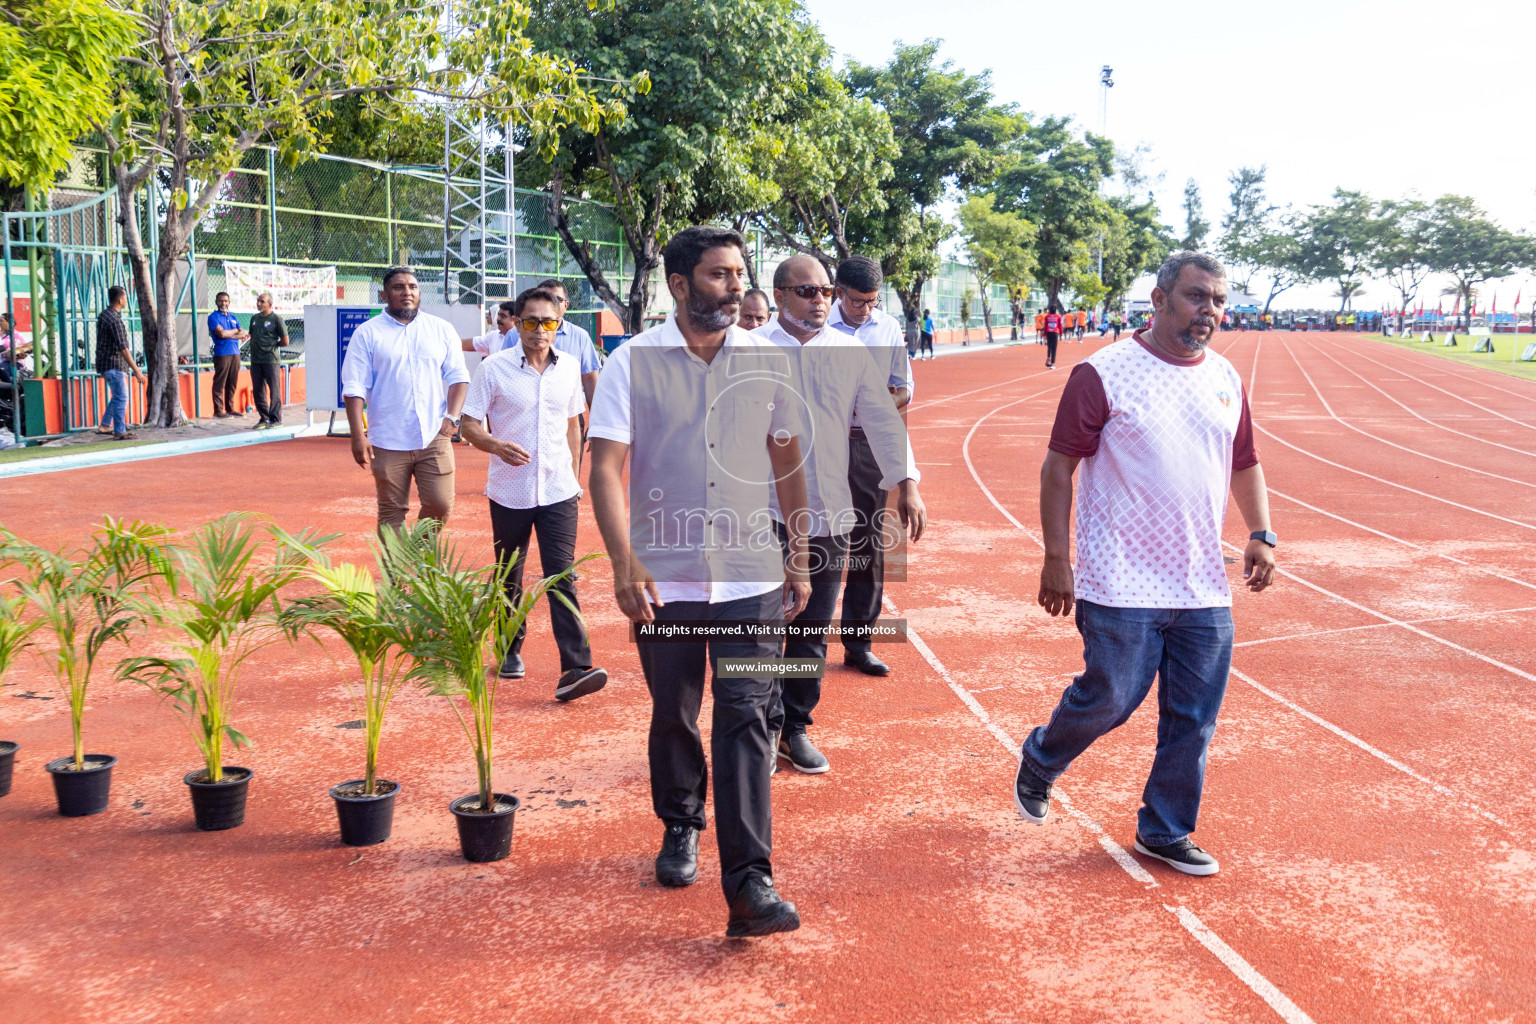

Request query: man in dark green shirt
[{"left": 247, "top": 291, "right": 289, "bottom": 428}]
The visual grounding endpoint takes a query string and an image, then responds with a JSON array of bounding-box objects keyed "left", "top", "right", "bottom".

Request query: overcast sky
[{"left": 803, "top": 0, "right": 1535, "bottom": 309}]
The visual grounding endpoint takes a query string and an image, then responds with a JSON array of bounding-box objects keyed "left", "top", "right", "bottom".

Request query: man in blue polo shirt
[
  {"left": 207, "top": 291, "right": 247, "bottom": 418},
  {"left": 536, "top": 278, "right": 602, "bottom": 407}
]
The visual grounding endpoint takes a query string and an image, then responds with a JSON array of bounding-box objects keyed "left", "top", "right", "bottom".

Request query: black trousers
[
  {"left": 489, "top": 496, "right": 590, "bottom": 674},
  {"left": 918, "top": 332, "right": 933, "bottom": 357},
  {"left": 1044, "top": 332, "right": 1059, "bottom": 364},
  {"left": 250, "top": 362, "right": 281, "bottom": 423},
  {"left": 211, "top": 354, "right": 240, "bottom": 416},
  {"left": 840, "top": 429, "right": 888, "bottom": 655},
  {"left": 636, "top": 590, "right": 784, "bottom": 901},
  {"left": 768, "top": 526, "right": 849, "bottom": 736}
]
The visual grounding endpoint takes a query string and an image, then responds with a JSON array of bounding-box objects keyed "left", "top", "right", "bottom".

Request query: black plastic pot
[
  {"left": 450, "top": 792, "right": 519, "bottom": 863},
  {"left": 184, "top": 766, "right": 253, "bottom": 831},
  {"left": 44, "top": 754, "right": 116, "bottom": 817},
  {"left": 330, "top": 778, "right": 399, "bottom": 847},
  {"left": 0, "top": 741, "right": 18, "bottom": 798}
]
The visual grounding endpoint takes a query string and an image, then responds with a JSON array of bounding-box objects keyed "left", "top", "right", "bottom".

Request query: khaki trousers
[{"left": 370, "top": 435, "right": 455, "bottom": 528}]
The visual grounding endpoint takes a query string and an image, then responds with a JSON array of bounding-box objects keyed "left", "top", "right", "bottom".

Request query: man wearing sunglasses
[
  {"left": 827, "top": 256, "right": 914, "bottom": 678},
  {"left": 460, "top": 286, "right": 607, "bottom": 702},
  {"left": 757, "top": 255, "right": 926, "bottom": 776}
]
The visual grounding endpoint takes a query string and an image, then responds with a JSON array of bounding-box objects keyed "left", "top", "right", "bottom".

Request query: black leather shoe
[
  {"left": 555, "top": 667, "right": 607, "bottom": 702},
  {"left": 842, "top": 650, "right": 889, "bottom": 676},
  {"left": 778, "top": 732, "right": 829, "bottom": 774},
  {"left": 1013, "top": 757, "right": 1051, "bottom": 825},
  {"left": 655, "top": 824, "right": 699, "bottom": 887},
  {"left": 726, "top": 876, "right": 800, "bottom": 937},
  {"left": 498, "top": 651, "right": 525, "bottom": 679}
]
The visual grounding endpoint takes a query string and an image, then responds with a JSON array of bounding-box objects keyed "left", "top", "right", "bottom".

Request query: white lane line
[
  {"left": 1360, "top": 336, "right": 1536, "bottom": 406},
  {"left": 962, "top": 378, "right": 1531, "bottom": 837},
  {"left": 1279, "top": 339, "right": 1536, "bottom": 489},
  {"left": 1165, "top": 905, "right": 1318, "bottom": 1024},
  {"left": 918, "top": 368, "right": 1056, "bottom": 409},
  {"left": 1234, "top": 604, "right": 1536, "bottom": 648},
  {"left": 959, "top": 386, "right": 1059, "bottom": 547},
  {"left": 1265, "top": 487, "right": 1536, "bottom": 593},
  {"left": 1242, "top": 344, "right": 1536, "bottom": 533},
  {"left": 1342, "top": 342, "right": 1536, "bottom": 429},
  {"left": 1304, "top": 340, "right": 1536, "bottom": 460}
]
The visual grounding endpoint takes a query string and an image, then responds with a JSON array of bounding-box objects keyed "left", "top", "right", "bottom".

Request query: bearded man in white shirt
[
  {"left": 756, "top": 255, "right": 926, "bottom": 776},
  {"left": 461, "top": 286, "right": 607, "bottom": 703},
  {"left": 341, "top": 267, "right": 470, "bottom": 529}
]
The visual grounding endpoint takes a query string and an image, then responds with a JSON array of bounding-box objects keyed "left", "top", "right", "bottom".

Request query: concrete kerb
[{"left": 0, "top": 421, "right": 331, "bottom": 479}]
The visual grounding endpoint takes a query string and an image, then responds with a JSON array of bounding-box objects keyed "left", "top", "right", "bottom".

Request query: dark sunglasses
[
  {"left": 519, "top": 317, "right": 561, "bottom": 331},
  {"left": 789, "top": 284, "right": 835, "bottom": 299}
]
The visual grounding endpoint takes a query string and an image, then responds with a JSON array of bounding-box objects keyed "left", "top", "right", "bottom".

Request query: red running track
[{"left": 1, "top": 331, "right": 1533, "bottom": 1022}]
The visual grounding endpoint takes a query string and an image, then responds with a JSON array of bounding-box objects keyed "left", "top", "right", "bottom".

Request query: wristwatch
[
  {"left": 446, "top": 415, "right": 462, "bottom": 428},
  {"left": 1250, "top": 530, "right": 1278, "bottom": 547}
]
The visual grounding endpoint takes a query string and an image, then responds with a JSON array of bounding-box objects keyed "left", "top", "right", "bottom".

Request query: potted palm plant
[
  {"left": 383, "top": 524, "right": 595, "bottom": 863},
  {"left": 121, "top": 514, "right": 331, "bottom": 831},
  {"left": 0, "top": 592, "right": 40, "bottom": 798},
  {"left": 281, "top": 552, "right": 411, "bottom": 847},
  {"left": 2, "top": 520, "right": 168, "bottom": 816}
]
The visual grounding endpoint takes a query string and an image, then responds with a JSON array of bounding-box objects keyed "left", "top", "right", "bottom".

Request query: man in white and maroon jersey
[{"left": 1014, "top": 251, "right": 1277, "bottom": 877}]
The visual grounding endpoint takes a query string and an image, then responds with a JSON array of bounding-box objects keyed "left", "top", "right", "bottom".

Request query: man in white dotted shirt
[
  {"left": 1015, "top": 251, "right": 1277, "bottom": 877},
  {"left": 461, "top": 286, "right": 607, "bottom": 702}
]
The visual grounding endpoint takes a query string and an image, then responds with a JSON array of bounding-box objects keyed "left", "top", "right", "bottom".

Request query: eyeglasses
[
  {"left": 519, "top": 317, "right": 561, "bottom": 331},
  {"left": 790, "top": 285, "right": 835, "bottom": 299},
  {"left": 842, "top": 295, "right": 880, "bottom": 310}
]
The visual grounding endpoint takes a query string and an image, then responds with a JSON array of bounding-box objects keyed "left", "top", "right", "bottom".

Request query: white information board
[{"left": 304, "top": 303, "right": 485, "bottom": 412}]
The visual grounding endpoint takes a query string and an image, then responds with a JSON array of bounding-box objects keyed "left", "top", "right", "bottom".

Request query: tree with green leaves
[
  {"left": 0, "top": 0, "right": 133, "bottom": 197},
  {"left": 96, "top": 0, "right": 631, "bottom": 426},
  {"left": 1294, "top": 189, "right": 1383, "bottom": 313},
  {"left": 957, "top": 193, "right": 1036, "bottom": 343},
  {"left": 1179, "top": 178, "right": 1209, "bottom": 251},
  {"left": 526, "top": 0, "right": 811, "bottom": 332},
  {"left": 844, "top": 40, "right": 1022, "bottom": 330},
  {"left": 1217, "top": 166, "right": 1275, "bottom": 293},
  {"left": 1425, "top": 195, "right": 1532, "bottom": 333},
  {"left": 1099, "top": 192, "right": 1174, "bottom": 314},
  {"left": 1247, "top": 219, "right": 1306, "bottom": 314},
  {"left": 993, "top": 116, "right": 1115, "bottom": 309},
  {"left": 1373, "top": 197, "right": 1434, "bottom": 331}
]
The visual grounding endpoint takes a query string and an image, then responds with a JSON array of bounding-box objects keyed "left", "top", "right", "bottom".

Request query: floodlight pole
[{"left": 1096, "top": 65, "right": 1114, "bottom": 287}]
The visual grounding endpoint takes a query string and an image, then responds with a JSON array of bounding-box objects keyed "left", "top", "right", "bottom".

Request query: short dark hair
[
  {"left": 835, "top": 255, "right": 882, "bottom": 293},
  {"left": 107, "top": 285, "right": 126, "bottom": 304},
  {"left": 496, "top": 300, "right": 517, "bottom": 316},
  {"left": 512, "top": 287, "right": 562, "bottom": 317},
  {"left": 215, "top": 291, "right": 230, "bottom": 302},
  {"left": 381, "top": 266, "right": 417, "bottom": 288},
  {"left": 663, "top": 226, "right": 746, "bottom": 281},
  {"left": 536, "top": 278, "right": 567, "bottom": 296},
  {"left": 742, "top": 287, "right": 770, "bottom": 306},
  {"left": 1155, "top": 251, "right": 1226, "bottom": 294}
]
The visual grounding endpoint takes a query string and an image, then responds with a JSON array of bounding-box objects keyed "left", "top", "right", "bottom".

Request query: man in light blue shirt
[
  {"left": 341, "top": 267, "right": 470, "bottom": 529},
  {"left": 536, "top": 278, "right": 601, "bottom": 407}
]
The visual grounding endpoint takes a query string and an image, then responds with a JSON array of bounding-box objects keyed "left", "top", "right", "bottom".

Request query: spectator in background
[
  {"left": 207, "top": 291, "right": 247, "bottom": 419},
  {"left": 536, "top": 278, "right": 601, "bottom": 408},
  {"left": 247, "top": 292, "right": 289, "bottom": 429},
  {"left": 0, "top": 313, "right": 31, "bottom": 383},
  {"left": 95, "top": 285, "right": 145, "bottom": 440},
  {"left": 919, "top": 308, "right": 935, "bottom": 360},
  {"left": 462, "top": 301, "right": 517, "bottom": 356},
  {"left": 341, "top": 267, "right": 470, "bottom": 529},
  {"left": 736, "top": 288, "right": 772, "bottom": 330}
]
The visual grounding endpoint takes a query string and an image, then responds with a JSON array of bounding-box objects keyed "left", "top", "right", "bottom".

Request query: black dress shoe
[
  {"left": 655, "top": 824, "right": 699, "bottom": 887},
  {"left": 842, "top": 650, "right": 890, "bottom": 676},
  {"left": 498, "top": 651, "right": 525, "bottom": 679},
  {"left": 726, "top": 876, "right": 800, "bottom": 937},
  {"left": 1013, "top": 757, "right": 1051, "bottom": 825},
  {"left": 555, "top": 667, "right": 607, "bottom": 702},
  {"left": 777, "top": 732, "right": 829, "bottom": 774}
]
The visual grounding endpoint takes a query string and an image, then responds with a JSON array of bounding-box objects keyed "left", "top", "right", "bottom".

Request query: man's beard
[
  {"left": 684, "top": 289, "right": 741, "bottom": 332},
  {"left": 388, "top": 304, "right": 419, "bottom": 323},
  {"left": 779, "top": 308, "right": 824, "bottom": 332},
  {"left": 1175, "top": 319, "right": 1215, "bottom": 352}
]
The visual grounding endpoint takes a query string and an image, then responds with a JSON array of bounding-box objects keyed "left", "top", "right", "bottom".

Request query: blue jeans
[
  {"left": 101, "top": 370, "right": 129, "bottom": 435},
  {"left": 1021, "top": 600, "right": 1234, "bottom": 846}
]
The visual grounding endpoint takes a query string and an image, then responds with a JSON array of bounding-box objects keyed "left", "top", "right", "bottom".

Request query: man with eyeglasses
[
  {"left": 461, "top": 286, "right": 607, "bottom": 702},
  {"left": 756, "top": 255, "right": 926, "bottom": 775},
  {"left": 827, "top": 256, "right": 913, "bottom": 678}
]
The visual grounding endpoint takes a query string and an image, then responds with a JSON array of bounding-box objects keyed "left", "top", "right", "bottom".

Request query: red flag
[
  {"left": 1515, "top": 288, "right": 1522, "bottom": 311},
  {"left": 1491, "top": 293, "right": 1497, "bottom": 315},
  {"left": 1452, "top": 295, "right": 1460, "bottom": 316}
]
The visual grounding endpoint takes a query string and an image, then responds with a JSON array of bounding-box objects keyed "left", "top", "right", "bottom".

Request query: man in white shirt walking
[
  {"left": 1017, "top": 251, "right": 1277, "bottom": 877},
  {"left": 461, "top": 300, "right": 516, "bottom": 356},
  {"left": 588, "top": 226, "right": 812, "bottom": 938},
  {"left": 461, "top": 286, "right": 607, "bottom": 702},
  {"left": 756, "top": 255, "right": 927, "bottom": 776},
  {"left": 341, "top": 267, "right": 470, "bottom": 529},
  {"left": 827, "top": 256, "right": 914, "bottom": 677}
]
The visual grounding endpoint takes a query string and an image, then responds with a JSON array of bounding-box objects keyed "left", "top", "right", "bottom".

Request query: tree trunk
[
  {"left": 1008, "top": 294, "right": 1023, "bottom": 340},
  {"left": 979, "top": 288, "right": 994, "bottom": 343},
  {"left": 626, "top": 245, "right": 660, "bottom": 337},
  {"left": 148, "top": 220, "right": 189, "bottom": 427},
  {"left": 546, "top": 172, "right": 636, "bottom": 333},
  {"left": 114, "top": 168, "right": 161, "bottom": 392},
  {"left": 896, "top": 275, "right": 925, "bottom": 334}
]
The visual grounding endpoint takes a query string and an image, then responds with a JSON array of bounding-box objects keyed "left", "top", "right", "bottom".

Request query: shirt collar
[{"left": 517, "top": 344, "right": 558, "bottom": 368}]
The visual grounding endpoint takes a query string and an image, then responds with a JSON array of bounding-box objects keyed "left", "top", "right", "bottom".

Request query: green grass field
[
  {"left": 0, "top": 436, "right": 164, "bottom": 465},
  {"left": 1367, "top": 331, "right": 1536, "bottom": 383}
]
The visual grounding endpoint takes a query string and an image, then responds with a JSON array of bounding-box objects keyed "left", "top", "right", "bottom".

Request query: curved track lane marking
[
  {"left": 1233, "top": 604, "right": 1536, "bottom": 648},
  {"left": 883, "top": 595, "right": 1318, "bottom": 1024},
  {"left": 1301, "top": 340, "right": 1536, "bottom": 460},
  {"left": 1277, "top": 339, "right": 1536, "bottom": 489},
  {"left": 1360, "top": 335, "right": 1536, "bottom": 405},
  {"left": 1339, "top": 343, "right": 1536, "bottom": 429},
  {"left": 960, "top": 372, "right": 1530, "bottom": 842}
]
